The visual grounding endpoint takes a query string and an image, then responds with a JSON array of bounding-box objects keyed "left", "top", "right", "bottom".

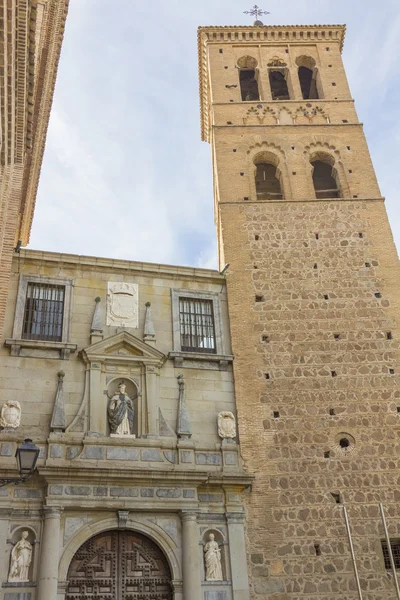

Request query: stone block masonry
[{"left": 199, "top": 22, "right": 400, "bottom": 600}]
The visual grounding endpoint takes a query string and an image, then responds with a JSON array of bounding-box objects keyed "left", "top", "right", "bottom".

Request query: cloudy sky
[{"left": 29, "top": 0, "right": 400, "bottom": 269}]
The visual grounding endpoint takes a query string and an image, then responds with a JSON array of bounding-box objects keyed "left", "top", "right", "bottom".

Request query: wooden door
[{"left": 66, "top": 530, "right": 173, "bottom": 599}]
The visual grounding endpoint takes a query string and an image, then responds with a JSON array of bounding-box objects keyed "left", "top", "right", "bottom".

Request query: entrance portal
[{"left": 66, "top": 530, "right": 173, "bottom": 599}]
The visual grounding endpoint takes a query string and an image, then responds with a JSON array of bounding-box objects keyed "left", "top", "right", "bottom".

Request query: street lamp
[{"left": 0, "top": 439, "right": 40, "bottom": 487}]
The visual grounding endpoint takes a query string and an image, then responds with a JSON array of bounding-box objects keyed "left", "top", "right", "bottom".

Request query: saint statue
[
  {"left": 8, "top": 531, "right": 32, "bottom": 582},
  {"left": 108, "top": 381, "right": 135, "bottom": 436},
  {"left": 204, "top": 533, "right": 223, "bottom": 581}
]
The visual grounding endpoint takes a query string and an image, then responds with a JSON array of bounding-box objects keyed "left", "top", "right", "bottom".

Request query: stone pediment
[{"left": 80, "top": 331, "right": 166, "bottom": 367}]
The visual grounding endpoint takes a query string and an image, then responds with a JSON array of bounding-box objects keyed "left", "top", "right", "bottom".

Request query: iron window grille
[
  {"left": 381, "top": 540, "right": 400, "bottom": 570},
  {"left": 22, "top": 283, "right": 65, "bottom": 342},
  {"left": 179, "top": 297, "right": 216, "bottom": 353}
]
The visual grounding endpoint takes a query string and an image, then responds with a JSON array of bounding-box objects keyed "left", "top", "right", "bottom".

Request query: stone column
[
  {"left": 227, "top": 513, "right": 250, "bottom": 600},
  {"left": 0, "top": 509, "right": 11, "bottom": 584},
  {"left": 181, "top": 512, "right": 201, "bottom": 600},
  {"left": 37, "top": 506, "right": 62, "bottom": 600}
]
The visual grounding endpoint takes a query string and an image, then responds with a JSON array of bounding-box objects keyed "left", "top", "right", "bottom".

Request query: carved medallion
[
  {"left": 107, "top": 282, "right": 138, "bottom": 328},
  {"left": 0, "top": 400, "right": 21, "bottom": 429},
  {"left": 217, "top": 411, "right": 236, "bottom": 439}
]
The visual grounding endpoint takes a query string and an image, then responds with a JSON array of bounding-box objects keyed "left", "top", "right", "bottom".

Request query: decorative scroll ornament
[
  {"left": 107, "top": 282, "right": 138, "bottom": 328},
  {"left": 217, "top": 411, "right": 236, "bottom": 439},
  {"left": 8, "top": 531, "right": 32, "bottom": 582},
  {"left": 0, "top": 400, "right": 21, "bottom": 429}
]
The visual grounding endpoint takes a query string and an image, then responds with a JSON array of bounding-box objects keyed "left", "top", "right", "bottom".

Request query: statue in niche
[
  {"left": 8, "top": 531, "right": 32, "bottom": 582},
  {"left": 108, "top": 381, "right": 135, "bottom": 436},
  {"left": 204, "top": 533, "right": 223, "bottom": 581},
  {"left": 0, "top": 400, "right": 21, "bottom": 430},
  {"left": 217, "top": 411, "right": 236, "bottom": 439}
]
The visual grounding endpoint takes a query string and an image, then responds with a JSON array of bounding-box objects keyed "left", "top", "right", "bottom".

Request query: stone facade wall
[
  {"left": 200, "top": 25, "right": 400, "bottom": 600},
  {"left": 0, "top": 251, "right": 251, "bottom": 600}
]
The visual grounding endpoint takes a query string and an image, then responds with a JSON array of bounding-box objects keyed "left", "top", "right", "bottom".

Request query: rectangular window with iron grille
[
  {"left": 22, "top": 283, "right": 65, "bottom": 342},
  {"left": 179, "top": 297, "right": 216, "bottom": 353},
  {"left": 381, "top": 540, "right": 400, "bottom": 570}
]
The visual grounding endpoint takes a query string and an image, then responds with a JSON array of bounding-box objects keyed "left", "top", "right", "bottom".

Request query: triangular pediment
[{"left": 81, "top": 331, "right": 166, "bottom": 366}]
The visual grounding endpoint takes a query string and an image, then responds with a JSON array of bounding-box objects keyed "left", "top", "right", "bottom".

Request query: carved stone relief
[
  {"left": 0, "top": 400, "right": 21, "bottom": 430},
  {"left": 217, "top": 412, "right": 236, "bottom": 439},
  {"left": 107, "top": 282, "right": 138, "bottom": 328}
]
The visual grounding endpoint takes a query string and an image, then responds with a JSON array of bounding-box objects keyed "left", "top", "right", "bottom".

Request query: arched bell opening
[
  {"left": 296, "top": 55, "right": 322, "bottom": 99},
  {"left": 253, "top": 153, "right": 283, "bottom": 200},
  {"left": 311, "top": 158, "right": 341, "bottom": 199},
  {"left": 66, "top": 530, "right": 173, "bottom": 600},
  {"left": 237, "top": 56, "right": 260, "bottom": 101}
]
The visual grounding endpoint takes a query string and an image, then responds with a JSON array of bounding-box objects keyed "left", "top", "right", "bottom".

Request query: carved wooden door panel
[{"left": 66, "top": 530, "right": 173, "bottom": 600}]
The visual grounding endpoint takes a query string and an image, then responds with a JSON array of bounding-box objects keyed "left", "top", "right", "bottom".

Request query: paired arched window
[
  {"left": 237, "top": 56, "right": 260, "bottom": 101},
  {"left": 296, "top": 56, "right": 320, "bottom": 100},
  {"left": 269, "top": 70, "right": 290, "bottom": 100},
  {"left": 311, "top": 158, "right": 340, "bottom": 199},
  {"left": 254, "top": 159, "right": 283, "bottom": 200}
]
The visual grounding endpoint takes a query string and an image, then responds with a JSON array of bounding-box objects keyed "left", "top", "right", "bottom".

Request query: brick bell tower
[{"left": 198, "top": 19, "right": 400, "bottom": 600}]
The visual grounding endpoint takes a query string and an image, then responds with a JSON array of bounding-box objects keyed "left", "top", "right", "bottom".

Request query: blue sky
[{"left": 29, "top": 0, "right": 400, "bottom": 268}]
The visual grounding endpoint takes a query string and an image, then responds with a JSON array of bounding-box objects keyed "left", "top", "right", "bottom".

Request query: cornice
[
  {"left": 198, "top": 24, "right": 346, "bottom": 142},
  {"left": 15, "top": 249, "right": 226, "bottom": 283}
]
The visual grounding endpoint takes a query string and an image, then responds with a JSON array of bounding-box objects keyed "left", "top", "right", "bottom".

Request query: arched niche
[
  {"left": 237, "top": 55, "right": 260, "bottom": 101},
  {"left": 202, "top": 528, "right": 229, "bottom": 583},
  {"left": 8, "top": 526, "right": 37, "bottom": 584},
  {"left": 106, "top": 376, "right": 139, "bottom": 437}
]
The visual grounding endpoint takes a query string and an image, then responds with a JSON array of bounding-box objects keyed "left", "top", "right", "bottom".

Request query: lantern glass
[{"left": 15, "top": 439, "right": 40, "bottom": 475}]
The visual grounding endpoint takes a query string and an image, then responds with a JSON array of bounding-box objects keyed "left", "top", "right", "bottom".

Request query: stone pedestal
[
  {"left": 181, "top": 512, "right": 201, "bottom": 600},
  {"left": 37, "top": 507, "right": 62, "bottom": 600},
  {"left": 227, "top": 513, "right": 250, "bottom": 600}
]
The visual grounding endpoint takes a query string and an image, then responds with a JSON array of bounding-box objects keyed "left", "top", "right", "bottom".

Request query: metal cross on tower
[{"left": 243, "top": 4, "right": 270, "bottom": 22}]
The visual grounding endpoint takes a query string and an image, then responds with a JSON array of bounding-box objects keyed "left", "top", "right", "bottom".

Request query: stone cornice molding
[
  {"left": 15, "top": 249, "right": 226, "bottom": 283},
  {"left": 198, "top": 24, "right": 346, "bottom": 142}
]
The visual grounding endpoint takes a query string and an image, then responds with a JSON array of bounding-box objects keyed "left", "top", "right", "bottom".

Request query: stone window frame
[
  {"left": 5, "top": 274, "right": 77, "bottom": 359},
  {"left": 170, "top": 289, "right": 232, "bottom": 370},
  {"left": 171, "top": 289, "right": 224, "bottom": 354}
]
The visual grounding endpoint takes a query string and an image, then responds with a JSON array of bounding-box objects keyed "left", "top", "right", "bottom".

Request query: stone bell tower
[{"left": 199, "top": 20, "right": 400, "bottom": 600}]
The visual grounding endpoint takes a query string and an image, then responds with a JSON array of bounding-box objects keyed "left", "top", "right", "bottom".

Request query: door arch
[{"left": 66, "top": 530, "right": 173, "bottom": 599}]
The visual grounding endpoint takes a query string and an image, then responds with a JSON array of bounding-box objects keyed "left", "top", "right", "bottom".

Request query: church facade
[
  {"left": 1, "top": 12, "right": 400, "bottom": 600},
  {"left": 0, "top": 249, "right": 251, "bottom": 599}
]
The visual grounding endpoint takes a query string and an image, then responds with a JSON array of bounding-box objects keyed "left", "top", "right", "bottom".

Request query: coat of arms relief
[{"left": 106, "top": 282, "right": 138, "bottom": 328}]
